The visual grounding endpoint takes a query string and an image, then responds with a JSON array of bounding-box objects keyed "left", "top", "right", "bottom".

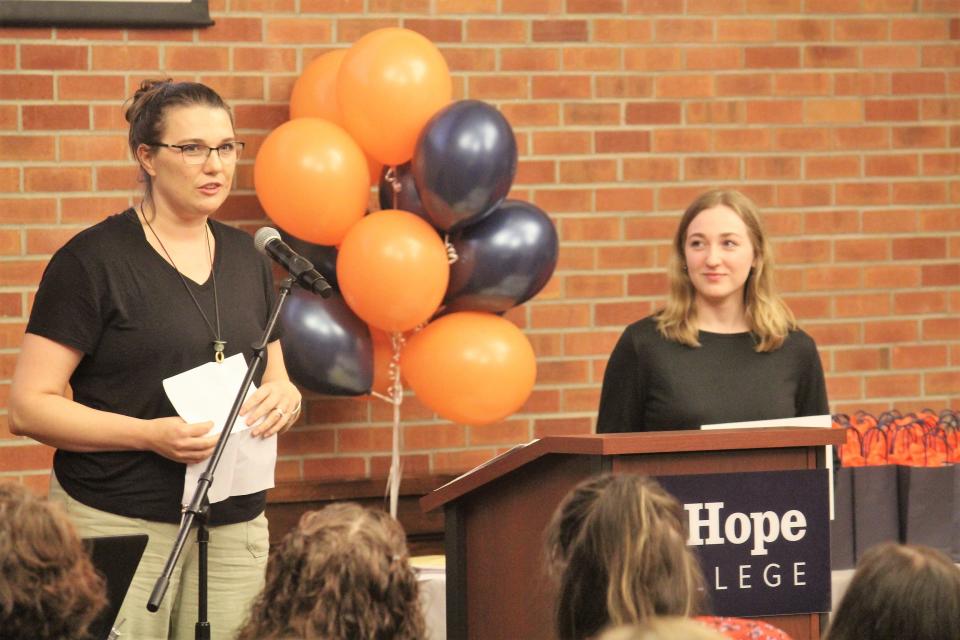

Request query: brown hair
[
  {"left": 236, "top": 502, "right": 425, "bottom": 640},
  {"left": 545, "top": 474, "right": 705, "bottom": 640},
  {"left": 124, "top": 78, "right": 233, "bottom": 198},
  {"left": 0, "top": 482, "right": 107, "bottom": 640},
  {"left": 656, "top": 189, "right": 796, "bottom": 352},
  {"left": 826, "top": 543, "right": 960, "bottom": 640}
]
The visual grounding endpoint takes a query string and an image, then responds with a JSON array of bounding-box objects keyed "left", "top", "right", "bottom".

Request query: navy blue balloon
[
  {"left": 280, "top": 288, "right": 372, "bottom": 396},
  {"left": 377, "top": 163, "right": 431, "bottom": 224},
  {"left": 443, "top": 199, "right": 559, "bottom": 315},
  {"left": 412, "top": 100, "right": 518, "bottom": 232},
  {"left": 278, "top": 229, "right": 339, "bottom": 291}
]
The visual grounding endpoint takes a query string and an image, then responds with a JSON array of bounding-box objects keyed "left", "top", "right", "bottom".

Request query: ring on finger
[{"left": 273, "top": 407, "right": 286, "bottom": 418}]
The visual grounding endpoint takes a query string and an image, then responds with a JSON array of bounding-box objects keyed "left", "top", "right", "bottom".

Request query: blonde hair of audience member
[
  {"left": 236, "top": 502, "right": 425, "bottom": 640},
  {"left": 599, "top": 618, "right": 727, "bottom": 640},
  {"left": 545, "top": 474, "right": 705, "bottom": 640},
  {"left": 825, "top": 542, "right": 960, "bottom": 640},
  {"left": 0, "top": 483, "right": 107, "bottom": 640},
  {"left": 657, "top": 189, "right": 796, "bottom": 352}
]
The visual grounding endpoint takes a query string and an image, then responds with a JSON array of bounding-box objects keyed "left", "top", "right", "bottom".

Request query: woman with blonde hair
[
  {"left": 597, "top": 189, "right": 828, "bottom": 433},
  {"left": 545, "top": 474, "right": 791, "bottom": 640},
  {"left": 236, "top": 502, "right": 425, "bottom": 640}
]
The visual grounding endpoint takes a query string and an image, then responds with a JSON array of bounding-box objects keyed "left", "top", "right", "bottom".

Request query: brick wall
[{"left": 1, "top": 2, "right": 958, "bottom": 490}]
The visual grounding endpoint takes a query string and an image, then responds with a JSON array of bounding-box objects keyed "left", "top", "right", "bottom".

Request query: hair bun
[{"left": 124, "top": 78, "right": 173, "bottom": 124}]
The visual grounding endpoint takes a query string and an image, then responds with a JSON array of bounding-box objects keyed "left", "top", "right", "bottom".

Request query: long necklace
[{"left": 139, "top": 202, "right": 226, "bottom": 363}]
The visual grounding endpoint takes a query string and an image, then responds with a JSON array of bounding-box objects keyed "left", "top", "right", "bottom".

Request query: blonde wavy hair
[
  {"left": 236, "top": 502, "right": 425, "bottom": 640},
  {"left": 545, "top": 474, "right": 705, "bottom": 640},
  {"left": 656, "top": 189, "right": 796, "bottom": 352}
]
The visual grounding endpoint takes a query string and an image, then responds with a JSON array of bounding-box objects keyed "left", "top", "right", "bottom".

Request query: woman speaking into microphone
[{"left": 9, "top": 79, "right": 301, "bottom": 639}]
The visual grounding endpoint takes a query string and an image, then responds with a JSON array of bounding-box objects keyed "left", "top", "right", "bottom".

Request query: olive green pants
[{"left": 50, "top": 473, "right": 268, "bottom": 640}]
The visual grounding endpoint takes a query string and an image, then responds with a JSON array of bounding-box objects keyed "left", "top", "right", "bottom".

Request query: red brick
[
  {"left": 596, "top": 187, "right": 653, "bottom": 212},
  {"left": 717, "top": 73, "right": 773, "bottom": 97},
  {"left": 563, "top": 47, "right": 621, "bottom": 71},
  {"left": 866, "top": 99, "right": 920, "bottom": 122},
  {"left": 559, "top": 159, "right": 617, "bottom": 183},
  {"left": 806, "top": 99, "right": 862, "bottom": 124},
  {"left": 0, "top": 75, "right": 53, "bottom": 99},
  {"left": 565, "top": 103, "right": 620, "bottom": 126},
  {"left": 25, "top": 167, "right": 91, "bottom": 193},
  {"left": 684, "top": 156, "right": 740, "bottom": 180},
  {"left": 654, "top": 18, "right": 713, "bottom": 42},
  {"left": 532, "top": 76, "right": 591, "bottom": 99},
  {"left": 745, "top": 156, "right": 800, "bottom": 180},
  {"left": 892, "top": 126, "right": 948, "bottom": 148},
  {"left": 717, "top": 19, "right": 776, "bottom": 42},
  {"left": 596, "top": 131, "right": 651, "bottom": 154},
  {"left": 864, "top": 320, "right": 919, "bottom": 344},
  {"left": 774, "top": 240, "right": 830, "bottom": 264},
  {"left": 923, "top": 318, "right": 959, "bottom": 341},
  {"left": 806, "top": 46, "right": 858, "bottom": 68},
  {"left": 655, "top": 75, "right": 713, "bottom": 98},
  {"left": 746, "top": 100, "right": 802, "bottom": 124},
  {"left": 892, "top": 72, "right": 947, "bottom": 95},
  {"left": 623, "top": 158, "right": 680, "bottom": 182},
  {"left": 23, "top": 105, "right": 89, "bottom": 130},
  {"left": 0, "top": 135, "right": 55, "bottom": 162},
  {"left": 893, "top": 291, "right": 947, "bottom": 315},
  {"left": 835, "top": 18, "right": 889, "bottom": 41},
  {"left": 834, "top": 126, "right": 890, "bottom": 150},
  {"left": 303, "top": 456, "right": 366, "bottom": 481},
  {"left": 834, "top": 72, "right": 892, "bottom": 96},
  {"left": 863, "top": 265, "right": 922, "bottom": 289},
  {"left": 825, "top": 376, "right": 862, "bottom": 401},
  {"left": 805, "top": 156, "right": 861, "bottom": 179},
  {"left": 685, "top": 101, "right": 744, "bottom": 125},
  {"left": 597, "top": 75, "right": 653, "bottom": 98},
  {"left": 501, "top": 48, "right": 559, "bottom": 71},
  {"left": 777, "top": 184, "right": 832, "bottom": 208},
  {"left": 532, "top": 20, "right": 588, "bottom": 42},
  {"left": 863, "top": 210, "right": 917, "bottom": 233},
  {"left": 469, "top": 76, "right": 527, "bottom": 99},
  {"left": 892, "top": 237, "right": 947, "bottom": 261},
  {"left": 25, "top": 228, "right": 83, "bottom": 255},
  {"left": 837, "top": 183, "right": 890, "bottom": 206},
  {"left": 834, "top": 238, "right": 889, "bottom": 262},
  {"left": 716, "top": 128, "right": 772, "bottom": 151},
  {"left": 891, "top": 345, "right": 948, "bottom": 369},
  {"left": 466, "top": 19, "right": 527, "bottom": 43},
  {"left": 922, "top": 264, "right": 960, "bottom": 287},
  {"left": 805, "top": 266, "right": 860, "bottom": 291},
  {"left": 21, "top": 45, "right": 87, "bottom": 70},
  {"left": 834, "top": 348, "right": 889, "bottom": 373},
  {"left": 534, "top": 417, "right": 593, "bottom": 438},
  {"left": 686, "top": 47, "right": 741, "bottom": 70},
  {"left": 891, "top": 18, "right": 949, "bottom": 41},
  {"left": 863, "top": 45, "right": 920, "bottom": 69},
  {"left": 533, "top": 189, "right": 592, "bottom": 214},
  {"left": 784, "top": 294, "right": 831, "bottom": 320},
  {"left": 502, "top": 103, "right": 559, "bottom": 127},
  {"left": 922, "top": 153, "right": 960, "bottom": 176},
  {"left": 926, "top": 372, "right": 960, "bottom": 395},
  {"left": 745, "top": 47, "right": 800, "bottom": 69},
  {"left": 91, "top": 45, "right": 158, "bottom": 70},
  {"left": 892, "top": 181, "right": 948, "bottom": 205},
  {"left": 866, "top": 374, "right": 921, "bottom": 398},
  {"left": 624, "top": 47, "right": 683, "bottom": 71},
  {"left": 625, "top": 102, "right": 681, "bottom": 125},
  {"left": 652, "top": 129, "right": 711, "bottom": 153},
  {"left": 806, "top": 323, "right": 861, "bottom": 346},
  {"left": 593, "top": 19, "right": 653, "bottom": 43}
]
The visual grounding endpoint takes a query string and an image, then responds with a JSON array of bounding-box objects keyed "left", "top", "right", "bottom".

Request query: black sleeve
[
  {"left": 26, "top": 248, "right": 103, "bottom": 355},
  {"left": 596, "top": 327, "right": 645, "bottom": 433},
  {"left": 795, "top": 332, "right": 829, "bottom": 417}
]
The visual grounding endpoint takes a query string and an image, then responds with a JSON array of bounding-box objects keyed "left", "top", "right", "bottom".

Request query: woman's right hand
[{"left": 148, "top": 417, "right": 218, "bottom": 464}]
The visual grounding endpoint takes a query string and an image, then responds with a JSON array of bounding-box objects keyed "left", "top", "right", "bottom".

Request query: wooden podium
[{"left": 421, "top": 427, "right": 845, "bottom": 640}]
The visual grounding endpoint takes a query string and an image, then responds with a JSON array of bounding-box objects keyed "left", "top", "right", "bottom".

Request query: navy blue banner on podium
[{"left": 658, "top": 469, "right": 831, "bottom": 618}]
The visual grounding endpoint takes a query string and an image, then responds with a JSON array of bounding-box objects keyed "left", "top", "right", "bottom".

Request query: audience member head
[
  {"left": 826, "top": 542, "right": 960, "bottom": 640},
  {"left": 0, "top": 482, "right": 107, "bottom": 640},
  {"left": 659, "top": 188, "right": 795, "bottom": 351},
  {"left": 237, "top": 502, "right": 425, "bottom": 640},
  {"left": 598, "top": 618, "right": 726, "bottom": 640},
  {"left": 545, "top": 474, "right": 705, "bottom": 640}
]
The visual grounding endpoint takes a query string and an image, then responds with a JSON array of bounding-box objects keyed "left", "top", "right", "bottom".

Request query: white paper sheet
[
  {"left": 162, "top": 353, "right": 277, "bottom": 506},
  {"left": 701, "top": 414, "right": 835, "bottom": 519}
]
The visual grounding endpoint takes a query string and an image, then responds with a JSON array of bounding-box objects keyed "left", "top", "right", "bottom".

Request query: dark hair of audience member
[
  {"left": 545, "top": 474, "right": 705, "bottom": 640},
  {"left": 0, "top": 482, "right": 107, "bottom": 640},
  {"left": 236, "top": 502, "right": 426, "bottom": 640},
  {"left": 825, "top": 542, "right": 960, "bottom": 640}
]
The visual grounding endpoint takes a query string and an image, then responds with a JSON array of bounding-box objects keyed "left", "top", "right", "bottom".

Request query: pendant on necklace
[{"left": 214, "top": 340, "right": 226, "bottom": 363}]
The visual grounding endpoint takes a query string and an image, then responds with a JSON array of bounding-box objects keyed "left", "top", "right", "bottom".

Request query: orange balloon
[
  {"left": 401, "top": 312, "right": 537, "bottom": 426},
  {"left": 290, "top": 49, "right": 348, "bottom": 124},
  {"left": 290, "top": 50, "right": 384, "bottom": 186},
  {"left": 337, "top": 28, "right": 452, "bottom": 166},
  {"left": 337, "top": 209, "right": 449, "bottom": 332},
  {"left": 254, "top": 118, "right": 369, "bottom": 245}
]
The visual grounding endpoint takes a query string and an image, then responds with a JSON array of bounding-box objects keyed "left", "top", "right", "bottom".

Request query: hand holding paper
[{"left": 162, "top": 353, "right": 277, "bottom": 505}]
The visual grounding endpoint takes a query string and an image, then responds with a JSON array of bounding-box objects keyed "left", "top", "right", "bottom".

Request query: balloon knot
[{"left": 444, "top": 235, "right": 458, "bottom": 264}]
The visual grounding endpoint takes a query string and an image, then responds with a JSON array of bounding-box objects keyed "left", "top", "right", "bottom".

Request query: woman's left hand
[{"left": 241, "top": 379, "right": 302, "bottom": 438}]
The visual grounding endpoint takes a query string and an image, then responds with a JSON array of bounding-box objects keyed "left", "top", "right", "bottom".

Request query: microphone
[{"left": 254, "top": 227, "right": 333, "bottom": 298}]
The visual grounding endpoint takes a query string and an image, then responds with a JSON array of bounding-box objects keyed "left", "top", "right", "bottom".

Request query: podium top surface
[{"left": 421, "top": 427, "right": 844, "bottom": 512}]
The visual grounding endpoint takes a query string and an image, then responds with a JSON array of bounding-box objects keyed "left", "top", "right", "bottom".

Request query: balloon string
[
  {"left": 444, "top": 234, "right": 458, "bottom": 264},
  {"left": 385, "top": 331, "right": 405, "bottom": 518},
  {"left": 384, "top": 165, "right": 400, "bottom": 210}
]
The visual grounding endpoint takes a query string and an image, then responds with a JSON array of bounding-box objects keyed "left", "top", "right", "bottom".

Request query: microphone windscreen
[{"left": 254, "top": 227, "right": 281, "bottom": 255}]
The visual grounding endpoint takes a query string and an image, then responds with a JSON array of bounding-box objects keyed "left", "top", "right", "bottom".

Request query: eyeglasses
[{"left": 150, "top": 141, "right": 245, "bottom": 165}]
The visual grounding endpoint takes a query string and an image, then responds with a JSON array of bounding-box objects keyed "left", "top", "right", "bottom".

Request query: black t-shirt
[
  {"left": 27, "top": 209, "right": 277, "bottom": 525},
  {"left": 596, "top": 315, "right": 829, "bottom": 433}
]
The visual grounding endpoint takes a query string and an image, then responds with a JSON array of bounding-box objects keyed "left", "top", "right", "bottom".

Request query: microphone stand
[{"left": 147, "top": 275, "right": 295, "bottom": 640}]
